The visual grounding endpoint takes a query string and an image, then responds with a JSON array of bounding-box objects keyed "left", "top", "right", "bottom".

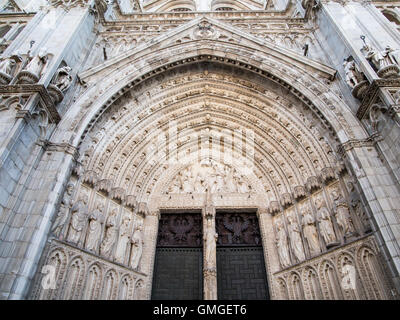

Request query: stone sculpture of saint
[
  {"left": 129, "top": 224, "right": 144, "bottom": 270},
  {"left": 275, "top": 218, "right": 291, "bottom": 268},
  {"left": 204, "top": 218, "right": 218, "bottom": 270},
  {"left": 363, "top": 44, "right": 385, "bottom": 71},
  {"left": 335, "top": 202, "right": 356, "bottom": 237},
  {"left": 343, "top": 59, "right": 360, "bottom": 88},
  {"left": 287, "top": 215, "right": 306, "bottom": 263},
  {"left": 302, "top": 209, "right": 321, "bottom": 256},
  {"left": 332, "top": 189, "right": 356, "bottom": 236},
  {"left": 100, "top": 208, "right": 119, "bottom": 259},
  {"left": 67, "top": 194, "right": 88, "bottom": 245},
  {"left": 348, "top": 181, "right": 371, "bottom": 233},
  {"left": 53, "top": 66, "right": 73, "bottom": 92},
  {"left": 51, "top": 183, "right": 74, "bottom": 238},
  {"left": 315, "top": 198, "right": 337, "bottom": 247},
  {"left": 85, "top": 204, "right": 105, "bottom": 253},
  {"left": 383, "top": 45, "right": 400, "bottom": 66},
  {"left": 25, "top": 48, "right": 48, "bottom": 78},
  {"left": 0, "top": 56, "right": 16, "bottom": 76},
  {"left": 114, "top": 213, "right": 131, "bottom": 264}
]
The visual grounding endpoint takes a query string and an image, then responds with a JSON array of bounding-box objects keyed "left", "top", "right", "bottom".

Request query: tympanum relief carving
[{"left": 167, "top": 159, "right": 252, "bottom": 194}]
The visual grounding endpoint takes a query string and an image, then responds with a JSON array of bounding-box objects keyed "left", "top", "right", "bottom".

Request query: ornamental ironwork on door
[
  {"left": 216, "top": 211, "right": 270, "bottom": 300},
  {"left": 152, "top": 212, "right": 203, "bottom": 300}
]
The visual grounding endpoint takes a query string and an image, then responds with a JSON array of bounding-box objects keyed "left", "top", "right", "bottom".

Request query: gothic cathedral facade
[{"left": 0, "top": 0, "right": 400, "bottom": 300}]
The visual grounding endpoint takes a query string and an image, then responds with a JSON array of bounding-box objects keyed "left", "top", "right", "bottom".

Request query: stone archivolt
[{"left": 75, "top": 65, "right": 340, "bottom": 206}]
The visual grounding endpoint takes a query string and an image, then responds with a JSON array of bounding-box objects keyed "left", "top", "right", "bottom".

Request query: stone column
[
  {"left": 141, "top": 210, "right": 160, "bottom": 300},
  {"left": 203, "top": 204, "right": 218, "bottom": 300},
  {"left": 257, "top": 207, "right": 279, "bottom": 300}
]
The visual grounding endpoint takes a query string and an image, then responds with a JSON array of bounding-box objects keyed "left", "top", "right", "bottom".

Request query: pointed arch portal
[{"left": 28, "top": 17, "right": 397, "bottom": 300}]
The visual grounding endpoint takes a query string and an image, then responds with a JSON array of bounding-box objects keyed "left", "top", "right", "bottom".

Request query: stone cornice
[
  {"left": 337, "top": 133, "right": 382, "bottom": 156},
  {"left": 99, "top": 10, "right": 306, "bottom": 24},
  {"left": 0, "top": 84, "right": 61, "bottom": 123},
  {"left": 40, "top": 140, "right": 80, "bottom": 161}
]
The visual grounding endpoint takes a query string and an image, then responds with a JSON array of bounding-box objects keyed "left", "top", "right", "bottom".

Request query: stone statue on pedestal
[
  {"left": 204, "top": 218, "right": 218, "bottom": 270},
  {"left": 315, "top": 198, "right": 338, "bottom": 247},
  {"left": 302, "top": 209, "right": 321, "bottom": 256},
  {"left": 52, "top": 183, "right": 74, "bottom": 238},
  {"left": 129, "top": 224, "right": 144, "bottom": 270},
  {"left": 100, "top": 208, "right": 119, "bottom": 259},
  {"left": 85, "top": 204, "right": 104, "bottom": 253},
  {"left": 25, "top": 48, "right": 48, "bottom": 78},
  {"left": 275, "top": 217, "right": 291, "bottom": 268},
  {"left": 67, "top": 194, "right": 88, "bottom": 245},
  {"left": 287, "top": 214, "right": 306, "bottom": 263},
  {"left": 114, "top": 213, "right": 131, "bottom": 264}
]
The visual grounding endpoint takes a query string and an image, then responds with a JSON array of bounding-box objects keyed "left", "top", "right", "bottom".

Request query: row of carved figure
[
  {"left": 274, "top": 239, "right": 394, "bottom": 300},
  {"left": 52, "top": 184, "right": 144, "bottom": 271},
  {"left": 0, "top": 48, "right": 73, "bottom": 92},
  {"left": 274, "top": 184, "right": 371, "bottom": 269}
]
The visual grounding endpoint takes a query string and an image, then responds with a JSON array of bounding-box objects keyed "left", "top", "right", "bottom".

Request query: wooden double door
[{"left": 151, "top": 211, "right": 269, "bottom": 300}]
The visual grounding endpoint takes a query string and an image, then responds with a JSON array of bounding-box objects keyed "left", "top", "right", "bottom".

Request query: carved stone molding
[
  {"left": 41, "top": 140, "right": 79, "bottom": 161},
  {"left": 337, "top": 136, "right": 378, "bottom": 157},
  {"left": 49, "top": 0, "right": 92, "bottom": 10},
  {"left": 0, "top": 84, "right": 61, "bottom": 123},
  {"left": 356, "top": 78, "right": 400, "bottom": 120}
]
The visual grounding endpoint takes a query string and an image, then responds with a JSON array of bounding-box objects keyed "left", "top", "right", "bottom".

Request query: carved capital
[
  {"left": 268, "top": 201, "right": 281, "bottom": 215},
  {"left": 95, "top": 178, "right": 112, "bottom": 194},
  {"left": 306, "top": 176, "right": 321, "bottom": 193},
  {"left": 110, "top": 187, "right": 125, "bottom": 202},
  {"left": 125, "top": 195, "right": 137, "bottom": 210},
  {"left": 82, "top": 170, "right": 98, "bottom": 186},
  {"left": 136, "top": 202, "right": 148, "bottom": 217},
  {"left": 280, "top": 193, "right": 293, "bottom": 209},
  {"left": 320, "top": 167, "right": 336, "bottom": 184},
  {"left": 293, "top": 186, "right": 307, "bottom": 201}
]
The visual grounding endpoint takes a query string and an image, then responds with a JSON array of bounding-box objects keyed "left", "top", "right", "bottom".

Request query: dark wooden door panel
[
  {"left": 152, "top": 212, "right": 203, "bottom": 300},
  {"left": 216, "top": 247, "right": 269, "bottom": 300},
  {"left": 152, "top": 248, "right": 203, "bottom": 300}
]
